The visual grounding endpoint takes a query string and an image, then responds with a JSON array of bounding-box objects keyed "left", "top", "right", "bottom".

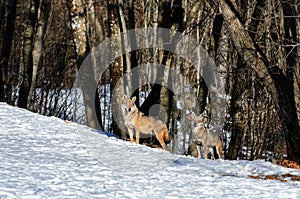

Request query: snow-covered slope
[{"left": 0, "top": 103, "right": 300, "bottom": 198}]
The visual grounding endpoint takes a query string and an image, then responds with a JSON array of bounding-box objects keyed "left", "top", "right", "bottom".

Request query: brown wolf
[
  {"left": 192, "top": 113, "right": 223, "bottom": 159},
  {"left": 121, "top": 96, "right": 170, "bottom": 149}
]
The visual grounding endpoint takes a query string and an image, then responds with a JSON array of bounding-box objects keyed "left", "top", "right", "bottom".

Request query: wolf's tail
[
  {"left": 156, "top": 124, "right": 171, "bottom": 149},
  {"left": 162, "top": 125, "right": 170, "bottom": 144}
]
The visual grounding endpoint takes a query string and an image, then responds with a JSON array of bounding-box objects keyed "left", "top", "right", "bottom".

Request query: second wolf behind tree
[
  {"left": 121, "top": 96, "right": 170, "bottom": 149},
  {"left": 192, "top": 112, "right": 223, "bottom": 159}
]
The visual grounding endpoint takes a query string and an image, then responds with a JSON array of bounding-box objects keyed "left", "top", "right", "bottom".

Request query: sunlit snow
[{"left": 0, "top": 103, "right": 299, "bottom": 198}]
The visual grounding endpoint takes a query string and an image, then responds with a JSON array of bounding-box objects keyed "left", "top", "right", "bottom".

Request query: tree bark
[
  {"left": 18, "top": 0, "right": 38, "bottom": 108},
  {"left": 28, "top": 0, "right": 52, "bottom": 109},
  {"left": 66, "top": 0, "right": 88, "bottom": 63},
  {"left": 67, "top": 0, "right": 102, "bottom": 130},
  {"left": 127, "top": 0, "right": 140, "bottom": 105},
  {"left": 86, "top": 0, "right": 106, "bottom": 130},
  {"left": 0, "top": 0, "right": 17, "bottom": 102},
  {"left": 108, "top": 1, "right": 127, "bottom": 137},
  {"left": 226, "top": 55, "right": 247, "bottom": 159},
  {"left": 117, "top": 0, "right": 133, "bottom": 97}
]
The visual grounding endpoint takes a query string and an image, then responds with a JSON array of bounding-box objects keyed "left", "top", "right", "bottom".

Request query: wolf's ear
[
  {"left": 131, "top": 96, "right": 136, "bottom": 102},
  {"left": 191, "top": 111, "right": 195, "bottom": 117}
]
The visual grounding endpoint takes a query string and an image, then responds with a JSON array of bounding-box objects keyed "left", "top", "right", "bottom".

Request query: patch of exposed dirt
[
  {"left": 278, "top": 160, "right": 300, "bottom": 169},
  {"left": 249, "top": 173, "right": 300, "bottom": 182}
]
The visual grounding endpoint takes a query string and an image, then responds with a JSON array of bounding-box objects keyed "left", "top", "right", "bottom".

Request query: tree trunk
[
  {"left": 219, "top": 0, "right": 300, "bottom": 163},
  {"left": 66, "top": 0, "right": 87, "bottom": 63},
  {"left": 108, "top": 1, "right": 127, "bottom": 137},
  {"left": 18, "top": 0, "right": 38, "bottom": 108},
  {"left": 86, "top": 0, "right": 106, "bottom": 130},
  {"left": 0, "top": 0, "right": 4, "bottom": 27},
  {"left": 117, "top": 0, "right": 133, "bottom": 96},
  {"left": 0, "top": 0, "right": 17, "bottom": 102},
  {"left": 0, "top": 0, "right": 5, "bottom": 101},
  {"left": 140, "top": 1, "right": 172, "bottom": 114},
  {"left": 225, "top": 50, "right": 249, "bottom": 159},
  {"left": 127, "top": 0, "right": 140, "bottom": 105},
  {"left": 67, "top": 0, "right": 102, "bottom": 130},
  {"left": 28, "top": 0, "right": 52, "bottom": 109}
]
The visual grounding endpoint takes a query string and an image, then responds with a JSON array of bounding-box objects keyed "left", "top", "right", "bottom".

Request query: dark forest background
[{"left": 0, "top": 0, "right": 299, "bottom": 163}]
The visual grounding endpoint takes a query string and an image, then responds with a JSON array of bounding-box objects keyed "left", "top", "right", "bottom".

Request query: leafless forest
[{"left": 0, "top": 0, "right": 299, "bottom": 163}]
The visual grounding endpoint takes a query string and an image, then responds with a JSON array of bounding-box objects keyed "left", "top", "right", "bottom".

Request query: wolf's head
[
  {"left": 191, "top": 112, "right": 208, "bottom": 126},
  {"left": 121, "top": 96, "right": 138, "bottom": 115}
]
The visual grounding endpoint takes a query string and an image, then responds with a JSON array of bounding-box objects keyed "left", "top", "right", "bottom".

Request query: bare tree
[
  {"left": 0, "top": 0, "right": 17, "bottom": 102},
  {"left": 219, "top": 0, "right": 300, "bottom": 163}
]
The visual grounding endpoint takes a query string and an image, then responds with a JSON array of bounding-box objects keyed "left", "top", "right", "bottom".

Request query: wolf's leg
[
  {"left": 128, "top": 128, "right": 134, "bottom": 142},
  {"left": 155, "top": 130, "right": 166, "bottom": 149},
  {"left": 216, "top": 140, "right": 223, "bottom": 159},
  {"left": 135, "top": 126, "right": 140, "bottom": 144},
  {"left": 209, "top": 147, "right": 215, "bottom": 160},
  {"left": 203, "top": 143, "right": 208, "bottom": 159},
  {"left": 196, "top": 145, "right": 201, "bottom": 158},
  {"left": 214, "top": 147, "right": 220, "bottom": 159}
]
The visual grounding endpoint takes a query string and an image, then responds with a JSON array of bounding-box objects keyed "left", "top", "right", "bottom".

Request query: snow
[{"left": 0, "top": 103, "right": 300, "bottom": 198}]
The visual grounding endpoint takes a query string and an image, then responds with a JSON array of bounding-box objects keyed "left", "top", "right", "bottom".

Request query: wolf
[
  {"left": 121, "top": 96, "right": 170, "bottom": 149},
  {"left": 192, "top": 113, "right": 223, "bottom": 159}
]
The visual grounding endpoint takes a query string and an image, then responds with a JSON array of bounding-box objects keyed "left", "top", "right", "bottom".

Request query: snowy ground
[{"left": 0, "top": 103, "right": 300, "bottom": 198}]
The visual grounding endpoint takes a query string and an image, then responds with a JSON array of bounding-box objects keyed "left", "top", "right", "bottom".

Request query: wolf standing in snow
[
  {"left": 121, "top": 96, "right": 170, "bottom": 149},
  {"left": 192, "top": 113, "right": 223, "bottom": 159}
]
